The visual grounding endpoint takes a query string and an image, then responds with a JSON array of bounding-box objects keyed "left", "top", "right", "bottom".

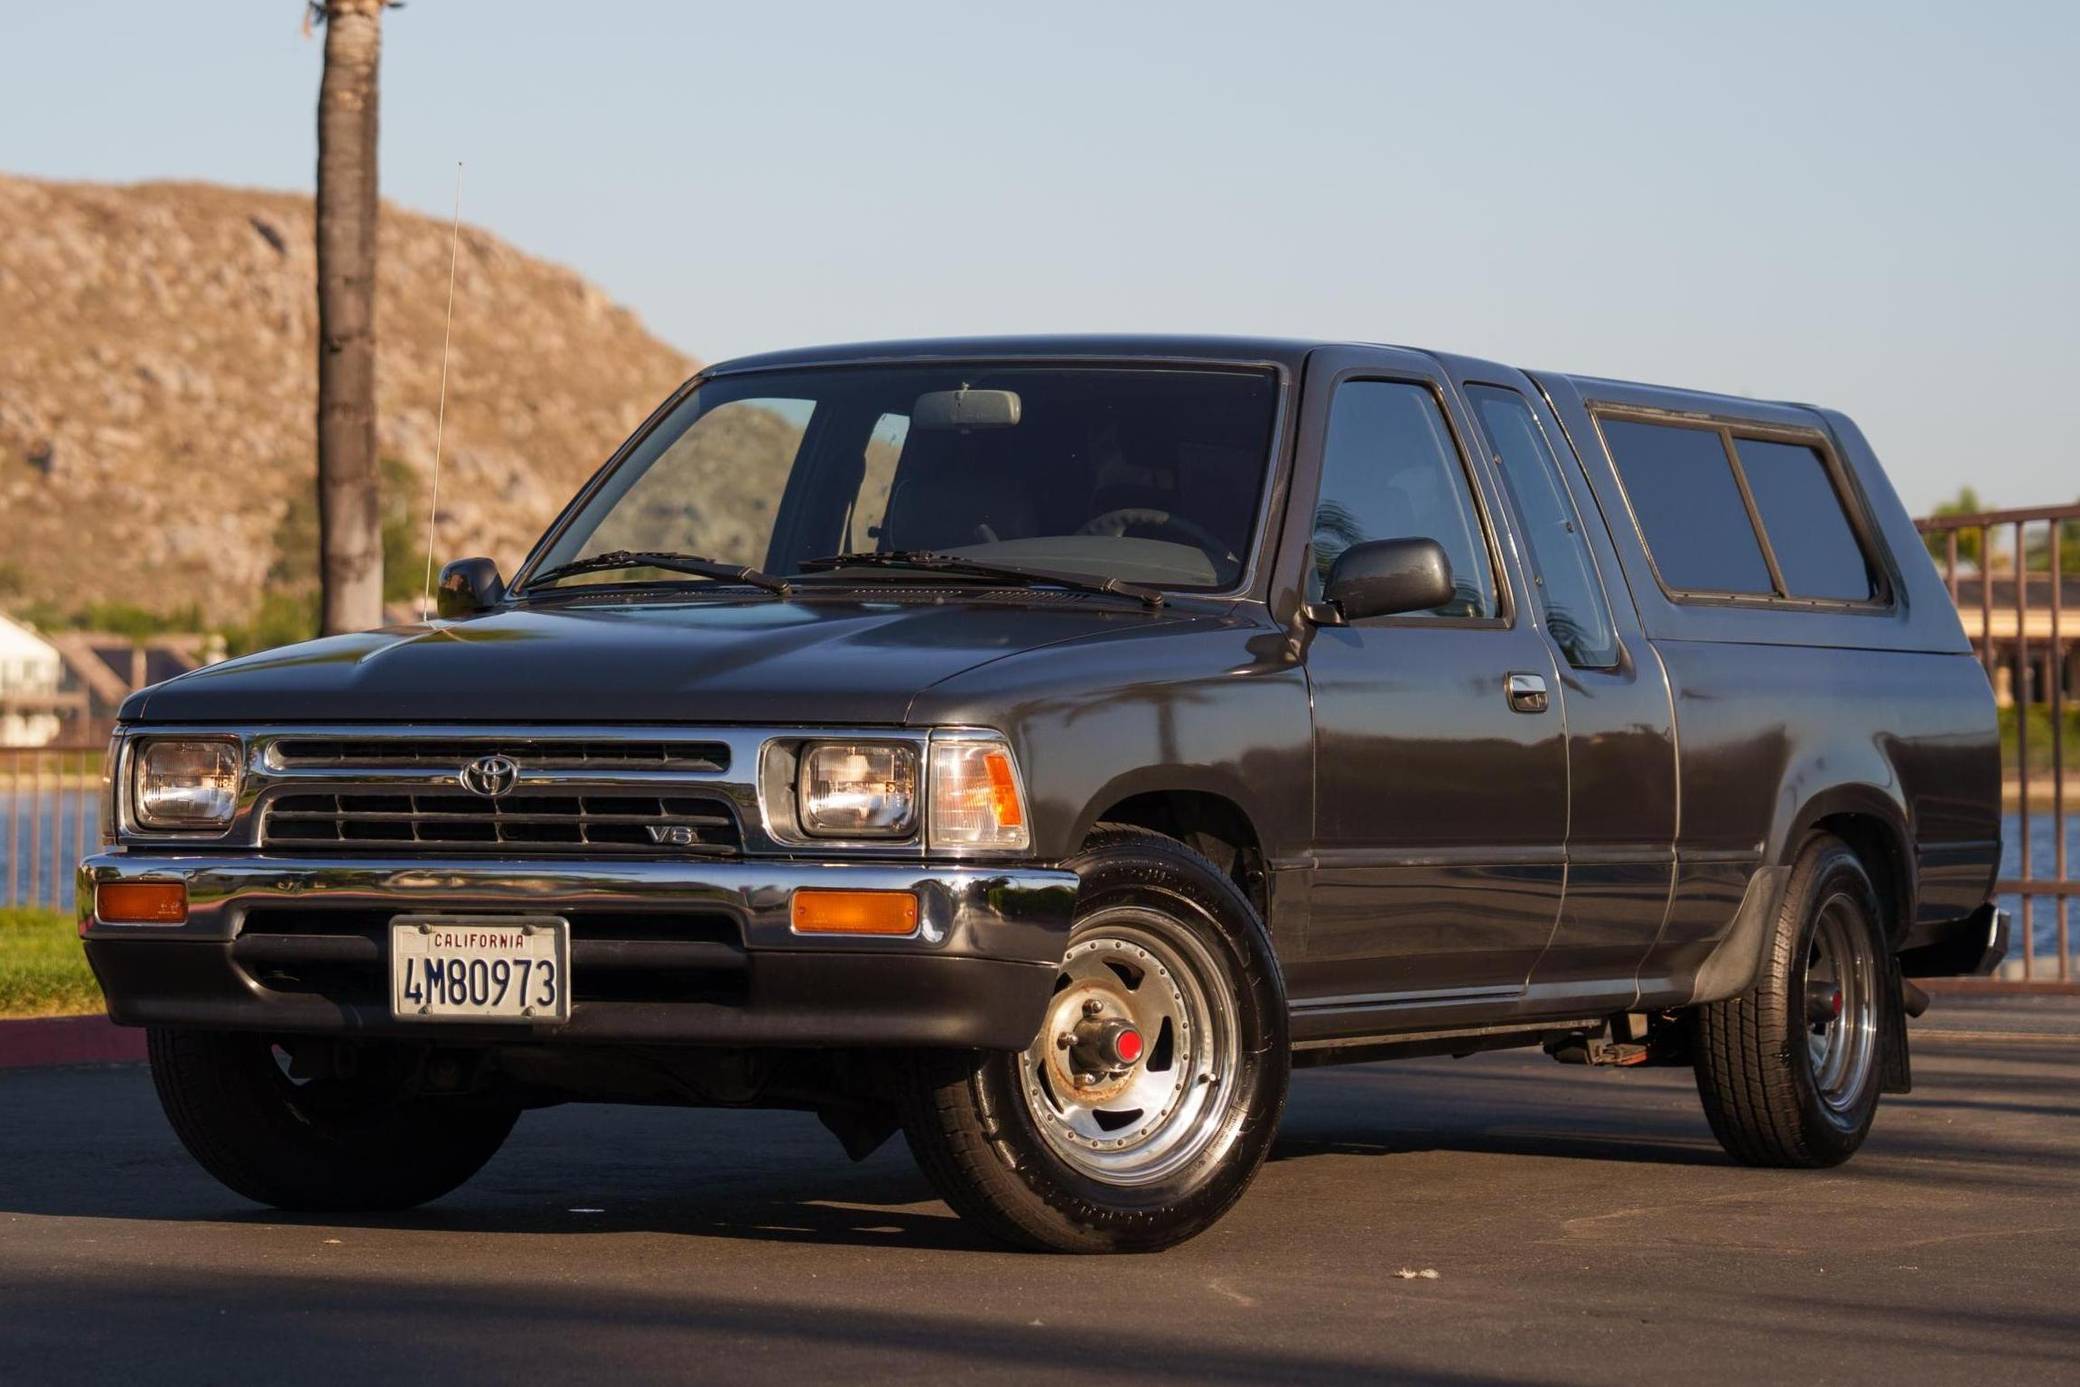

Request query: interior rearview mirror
[
  {"left": 1319, "top": 537, "right": 1454, "bottom": 623},
  {"left": 912, "top": 388, "right": 1022, "bottom": 431},
  {"left": 436, "top": 557, "right": 505, "bottom": 619}
]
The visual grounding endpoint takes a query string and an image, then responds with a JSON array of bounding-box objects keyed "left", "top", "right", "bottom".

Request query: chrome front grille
[
  {"left": 264, "top": 790, "right": 741, "bottom": 854},
  {"left": 270, "top": 736, "right": 730, "bottom": 774},
  {"left": 252, "top": 729, "right": 748, "bottom": 856},
  {"left": 120, "top": 724, "right": 939, "bottom": 860}
]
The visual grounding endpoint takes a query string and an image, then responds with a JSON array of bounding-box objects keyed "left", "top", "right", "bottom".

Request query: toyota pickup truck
[{"left": 81, "top": 336, "right": 2005, "bottom": 1253}]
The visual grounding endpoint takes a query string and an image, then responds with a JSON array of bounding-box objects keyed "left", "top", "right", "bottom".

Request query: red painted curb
[{"left": 0, "top": 1014, "right": 147, "bottom": 1069}]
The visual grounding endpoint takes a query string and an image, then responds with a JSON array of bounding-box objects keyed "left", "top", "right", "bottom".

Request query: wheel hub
[
  {"left": 1043, "top": 981, "right": 1145, "bottom": 1103},
  {"left": 1803, "top": 894, "right": 1878, "bottom": 1116},
  {"left": 1063, "top": 1010, "right": 1144, "bottom": 1079},
  {"left": 1018, "top": 911, "right": 1241, "bottom": 1186}
]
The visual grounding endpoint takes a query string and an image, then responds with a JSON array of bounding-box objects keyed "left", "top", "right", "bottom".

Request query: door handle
[{"left": 1506, "top": 672, "right": 1550, "bottom": 714}]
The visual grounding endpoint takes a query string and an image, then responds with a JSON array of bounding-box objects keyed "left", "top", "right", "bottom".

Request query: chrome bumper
[
  {"left": 79, "top": 852, "right": 1077, "bottom": 962},
  {"left": 1900, "top": 901, "right": 2011, "bottom": 979},
  {"left": 1978, "top": 907, "right": 2012, "bottom": 976},
  {"left": 78, "top": 852, "right": 1080, "bottom": 1049}
]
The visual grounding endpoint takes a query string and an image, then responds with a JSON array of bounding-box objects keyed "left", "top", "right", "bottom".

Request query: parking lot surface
[{"left": 2, "top": 998, "right": 2075, "bottom": 1386}]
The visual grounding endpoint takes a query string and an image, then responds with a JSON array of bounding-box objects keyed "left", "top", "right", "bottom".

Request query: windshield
[{"left": 523, "top": 364, "right": 1280, "bottom": 594}]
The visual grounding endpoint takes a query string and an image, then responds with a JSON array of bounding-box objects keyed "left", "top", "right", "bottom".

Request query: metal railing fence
[
  {"left": 0, "top": 745, "right": 102, "bottom": 916},
  {"left": 1917, "top": 502, "right": 2078, "bottom": 987}
]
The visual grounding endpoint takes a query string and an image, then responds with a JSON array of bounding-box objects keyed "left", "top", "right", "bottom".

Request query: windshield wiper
[
  {"left": 799, "top": 551, "right": 1164, "bottom": 607},
  {"left": 523, "top": 549, "right": 792, "bottom": 596}
]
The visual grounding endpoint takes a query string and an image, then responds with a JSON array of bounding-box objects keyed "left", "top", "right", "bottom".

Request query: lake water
[
  {"left": 0, "top": 788, "right": 96, "bottom": 914},
  {"left": 6, "top": 790, "right": 2077, "bottom": 961},
  {"left": 1998, "top": 810, "right": 2080, "bottom": 970}
]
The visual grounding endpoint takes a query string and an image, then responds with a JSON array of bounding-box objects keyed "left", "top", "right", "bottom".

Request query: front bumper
[{"left": 79, "top": 852, "right": 1079, "bottom": 1050}]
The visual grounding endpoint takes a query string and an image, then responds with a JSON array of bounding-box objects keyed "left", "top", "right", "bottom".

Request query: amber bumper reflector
[
  {"left": 96, "top": 881, "right": 189, "bottom": 925},
  {"left": 790, "top": 889, "right": 920, "bottom": 936}
]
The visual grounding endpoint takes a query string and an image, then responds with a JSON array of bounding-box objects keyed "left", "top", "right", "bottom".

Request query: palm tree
[{"left": 309, "top": 1, "right": 393, "bottom": 633}]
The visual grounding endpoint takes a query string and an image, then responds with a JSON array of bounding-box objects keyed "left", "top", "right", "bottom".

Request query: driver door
[{"left": 1288, "top": 347, "right": 1569, "bottom": 1022}]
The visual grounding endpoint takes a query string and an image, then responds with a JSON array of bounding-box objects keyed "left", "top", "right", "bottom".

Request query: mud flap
[{"left": 1877, "top": 940, "right": 1912, "bottom": 1095}]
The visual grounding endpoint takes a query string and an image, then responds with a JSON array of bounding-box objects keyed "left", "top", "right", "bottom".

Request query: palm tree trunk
[{"left": 314, "top": 0, "right": 387, "bottom": 633}]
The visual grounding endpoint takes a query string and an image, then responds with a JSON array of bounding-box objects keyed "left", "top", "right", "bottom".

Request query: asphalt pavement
[{"left": 2, "top": 998, "right": 2075, "bottom": 1386}]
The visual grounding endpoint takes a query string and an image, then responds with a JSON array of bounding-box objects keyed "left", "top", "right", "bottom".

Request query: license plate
[{"left": 390, "top": 915, "right": 570, "bottom": 1023}]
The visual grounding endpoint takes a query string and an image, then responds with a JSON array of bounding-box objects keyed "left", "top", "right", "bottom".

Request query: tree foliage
[
  {"left": 1923, "top": 485, "right": 1987, "bottom": 570},
  {"left": 270, "top": 456, "right": 424, "bottom": 603},
  {"left": 2024, "top": 502, "right": 2080, "bottom": 576}
]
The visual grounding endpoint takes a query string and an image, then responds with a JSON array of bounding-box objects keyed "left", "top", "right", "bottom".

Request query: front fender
[{"left": 908, "top": 615, "right": 1315, "bottom": 862}]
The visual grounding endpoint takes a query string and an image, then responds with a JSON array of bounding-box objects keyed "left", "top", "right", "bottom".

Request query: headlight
[
  {"left": 797, "top": 742, "right": 919, "bottom": 838},
  {"left": 133, "top": 739, "right": 243, "bottom": 830},
  {"left": 928, "top": 736, "right": 1030, "bottom": 852}
]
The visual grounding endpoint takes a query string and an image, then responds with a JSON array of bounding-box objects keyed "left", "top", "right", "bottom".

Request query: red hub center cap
[{"left": 1111, "top": 1026, "right": 1144, "bottom": 1064}]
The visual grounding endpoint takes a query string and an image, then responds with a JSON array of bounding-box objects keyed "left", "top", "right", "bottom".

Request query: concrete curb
[{"left": 0, "top": 1014, "right": 146, "bottom": 1070}]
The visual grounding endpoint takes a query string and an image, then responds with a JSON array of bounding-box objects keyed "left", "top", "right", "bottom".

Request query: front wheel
[
  {"left": 900, "top": 825, "right": 1288, "bottom": 1253},
  {"left": 148, "top": 1028, "right": 519, "bottom": 1211}
]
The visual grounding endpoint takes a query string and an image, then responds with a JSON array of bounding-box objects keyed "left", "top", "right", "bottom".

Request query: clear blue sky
[{"left": 4, "top": 0, "right": 2075, "bottom": 513}]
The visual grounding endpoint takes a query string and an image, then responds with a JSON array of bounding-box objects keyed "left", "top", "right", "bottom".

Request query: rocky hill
[{"left": 0, "top": 173, "right": 697, "bottom": 623}]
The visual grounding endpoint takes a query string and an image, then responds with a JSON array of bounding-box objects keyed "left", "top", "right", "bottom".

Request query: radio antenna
[{"left": 421, "top": 161, "right": 464, "bottom": 621}]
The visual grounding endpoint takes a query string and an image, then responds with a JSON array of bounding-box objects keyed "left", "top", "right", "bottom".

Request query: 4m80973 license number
[{"left": 390, "top": 916, "right": 571, "bottom": 1023}]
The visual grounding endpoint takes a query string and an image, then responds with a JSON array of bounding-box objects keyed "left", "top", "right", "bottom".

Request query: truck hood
[{"left": 126, "top": 598, "right": 1192, "bottom": 726}]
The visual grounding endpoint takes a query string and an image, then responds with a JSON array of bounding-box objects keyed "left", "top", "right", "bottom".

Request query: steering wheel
[{"left": 1076, "top": 507, "right": 1235, "bottom": 562}]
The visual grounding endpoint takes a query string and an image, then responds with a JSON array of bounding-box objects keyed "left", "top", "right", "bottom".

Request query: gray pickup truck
[{"left": 82, "top": 336, "right": 2004, "bottom": 1253}]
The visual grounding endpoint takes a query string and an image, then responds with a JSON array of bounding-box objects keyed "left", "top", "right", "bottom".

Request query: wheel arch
[
  {"left": 1078, "top": 782, "right": 1268, "bottom": 920},
  {"left": 1781, "top": 785, "right": 1915, "bottom": 947}
]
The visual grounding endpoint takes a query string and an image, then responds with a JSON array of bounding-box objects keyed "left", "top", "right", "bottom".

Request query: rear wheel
[
  {"left": 900, "top": 826, "right": 1288, "bottom": 1253},
  {"left": 148, "top": 1028, "right": 518, "bottom": 1211},
  {"left": 1691, "top": 835, "right": 1888, "bottom": 1167}
]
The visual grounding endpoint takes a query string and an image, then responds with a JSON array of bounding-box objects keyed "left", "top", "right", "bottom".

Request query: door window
[
  {"left": 1310, "top": 381, "right": 1498, "bottom": 619},
  {"left": 1467, "top": 385, "right": 1621, "bottom": 668}
]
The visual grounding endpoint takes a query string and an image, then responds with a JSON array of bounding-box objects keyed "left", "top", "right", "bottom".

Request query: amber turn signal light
[
  {"left": 95, "top": 881, "right": 189, "bottom": 925},
  {"left": 789, "top": 889, "right": 920, "bottom": 936}
]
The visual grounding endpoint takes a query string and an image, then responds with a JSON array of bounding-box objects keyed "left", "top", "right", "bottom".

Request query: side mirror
[
  {"left": 1318, "top": 538, "right": 1454, "bottom": 623},
  {"left": 436, "top": 557, "right": 505, "bottom": 619}
]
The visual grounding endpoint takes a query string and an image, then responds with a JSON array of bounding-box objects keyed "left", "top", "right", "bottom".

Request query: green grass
[
  {"left": 0, "top": 907, "right": 103, "bottom": 1019},
  {"left": 1999, "top": 704, "right": 2080, "bottom": 776}
]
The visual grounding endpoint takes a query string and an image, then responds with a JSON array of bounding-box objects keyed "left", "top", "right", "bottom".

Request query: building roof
[{"left": 0, "top": 611, "right": 61, "bottom": 662}]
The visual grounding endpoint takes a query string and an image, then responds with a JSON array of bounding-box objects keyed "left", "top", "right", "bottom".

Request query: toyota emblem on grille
[{"left": 459, "top": 753, "right": 520, "bottom": 798}]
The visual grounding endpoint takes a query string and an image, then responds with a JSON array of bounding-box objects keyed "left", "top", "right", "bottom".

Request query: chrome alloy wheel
[
  {"left": 1803, "top": 893, "right": 1878, "bottom": 1115},
  {"left": 1019, "top": 906, "right": 1241, "bottom": 1185}
]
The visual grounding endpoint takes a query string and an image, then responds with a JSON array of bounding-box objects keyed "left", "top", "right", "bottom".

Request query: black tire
[
  {"left": 899, "top": 824, "right": 1289, "bottom": 1253},
  {"left": 1691, "top": 835, "right": 1889, "bottom": 1168},
  {"left": 147, "top": 1028, "right": 519, "bottom": 1211}
]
